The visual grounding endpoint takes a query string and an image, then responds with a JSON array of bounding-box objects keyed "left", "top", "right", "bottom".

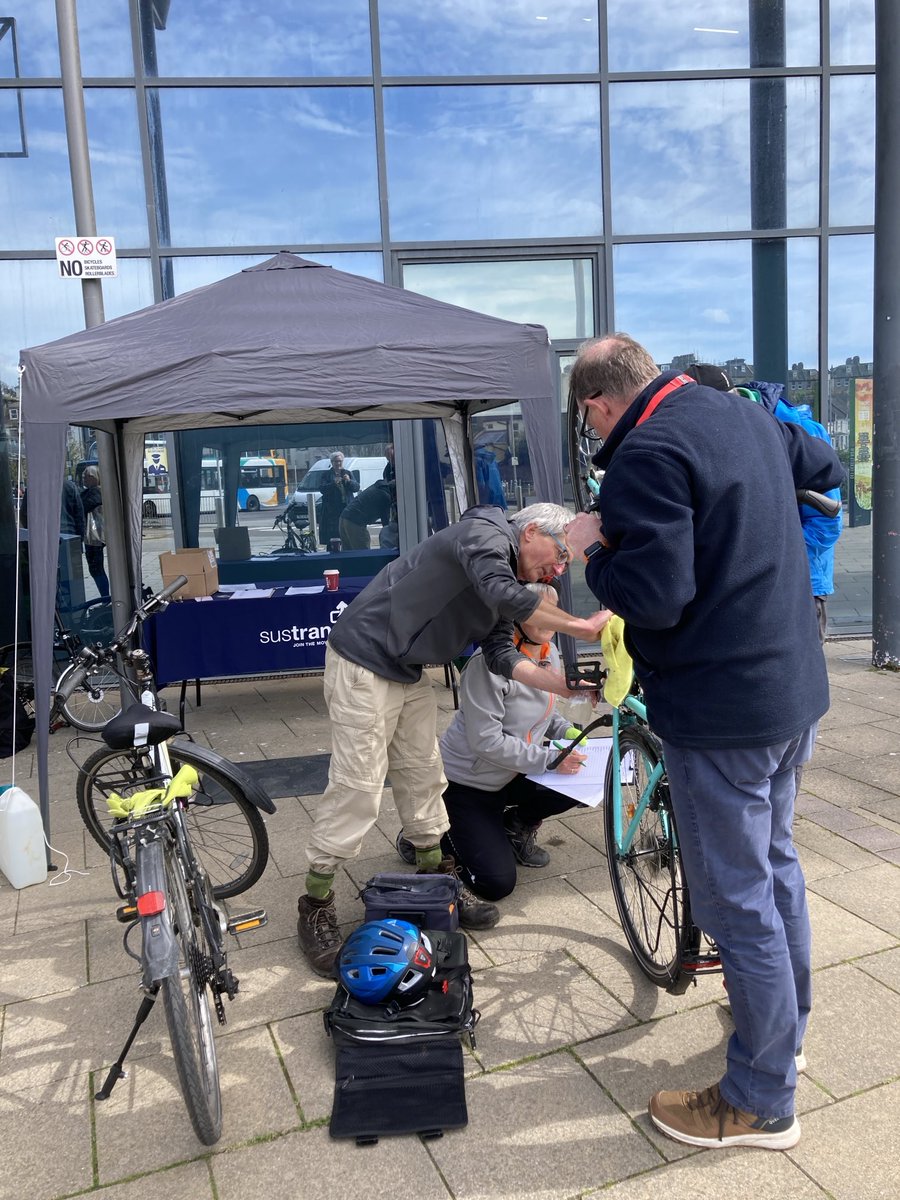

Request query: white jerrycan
[{"left": 0, "top": 786, "right": 48, "bottom": 888}]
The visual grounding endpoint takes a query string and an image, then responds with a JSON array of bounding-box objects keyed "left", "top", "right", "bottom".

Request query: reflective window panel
[
  {"left": 142, "top": 0, "right": 372, "bottom": 78},
  {"left": 401, "top": 258, "right": 594, "bottom": 341},
  {"left": 384, "top": 85, "right": 602, "bottom": 241},
  {"left": 830, "top": 0, "right": 875, "bottom": 66},
  {"left": 607, "top": 0, "right": 819, "bottom": 71},
  {"left": 0, "top": 0, "right": 133, "bottom": 77},
  {"left": 169, "top": 253, "right": 384, "bottom": 296},
  {"left": 0, "top": 88, "right": 146, "bottom": 250},
  {"left": 609, "top": 77, "right": 818, "bottom": 234},
  {"left": 379, "top": 0, "right": 599, "bottom": 76},
  {"left": 829, "top": 74, "right": 875, "bottom": 228},
  {"left": 827, "top": 234, "right": 873, "bottom": 629},
  {"left": 155, "top": 88, "right": 380, "bottom": 247},
  {"left": 786, "top": 237, "right": 819, "bottom": 410},
  {"left": 0, "top": 256, "right": 154, "bottom": 392},
  {"left": 613, "top": 240, "right": 753, "bottom": 366}
]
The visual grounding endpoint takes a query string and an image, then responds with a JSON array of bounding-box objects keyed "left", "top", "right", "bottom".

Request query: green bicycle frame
[{"left": 607, "top": 693, "right": 670, "bottom": 858}]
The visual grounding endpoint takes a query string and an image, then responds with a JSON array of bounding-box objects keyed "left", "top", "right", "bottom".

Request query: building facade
[{"left": 0, "top": 0, "right": 877, "bottom": 636}]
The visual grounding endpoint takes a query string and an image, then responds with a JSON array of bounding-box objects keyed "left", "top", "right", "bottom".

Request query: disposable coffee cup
[{"left": 323, "top": 569, "right": 340, "bottom": 592}]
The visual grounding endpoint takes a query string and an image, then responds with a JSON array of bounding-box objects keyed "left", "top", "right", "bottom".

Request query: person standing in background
[
  {"left": 80, "top": 466, "right": 110, "bottom": 599},
  {"left": 319, "top": 451, "right": 359, "bottom": 545}
]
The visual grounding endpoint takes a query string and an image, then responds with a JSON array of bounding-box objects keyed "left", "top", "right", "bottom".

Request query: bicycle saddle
[{"left": 102, "top": 702, "right": 183, "bottom": 750}]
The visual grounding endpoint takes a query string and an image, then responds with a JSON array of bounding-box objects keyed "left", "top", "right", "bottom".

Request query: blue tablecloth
[{"left": 145, "top": 582, "right": 366, "bottom": 686}]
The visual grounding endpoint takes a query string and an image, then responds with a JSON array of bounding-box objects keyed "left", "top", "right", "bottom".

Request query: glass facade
[{"left": 0, "top": 0, "right": 878, "bottom": 633}]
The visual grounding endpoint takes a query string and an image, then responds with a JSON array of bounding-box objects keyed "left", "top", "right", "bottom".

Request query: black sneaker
[
  {"left": 395, "top": 831, "right": 417, "bottom": 865},
  {"left": 420, "top": 857, "right": 500, "bottom": 930},
  {"left": 503, "top": 812, "right": 550, "bottom": 867},
  {"left": 296, "top": 892, "right": 342, "bottom": 977}
]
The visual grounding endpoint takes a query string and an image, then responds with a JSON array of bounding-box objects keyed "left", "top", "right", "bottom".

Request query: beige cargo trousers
[{"left": 305, "top": 644, "right": 451, "bottom": 873}]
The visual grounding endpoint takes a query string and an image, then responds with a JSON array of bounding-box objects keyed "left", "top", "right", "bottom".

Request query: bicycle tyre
[
  {"left": 161, "top": 841, "right": 223, "bottom": 1145},
  {"left": 603, "top": 725, "right": 692, "bottom": 989},
  {"left": 56, "top": 661, "right": 125, "bottom": 732},
  {"left": 566, "top": 385, "right": 601, "bottom": 512},
  {"left": 77, "top": 740, "right": 269, "bottom": 898}
]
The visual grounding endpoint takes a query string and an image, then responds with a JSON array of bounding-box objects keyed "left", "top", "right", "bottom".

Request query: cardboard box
[{"left": 159, "top": 547, "right": 219, "bottom": 598}]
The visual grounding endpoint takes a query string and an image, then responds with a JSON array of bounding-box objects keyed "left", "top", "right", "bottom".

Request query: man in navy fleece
[{"left": 565, "top": 334, "right": 844, "bottom": 1153}]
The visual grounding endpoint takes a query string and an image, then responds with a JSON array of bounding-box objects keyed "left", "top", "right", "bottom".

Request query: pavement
[{"left": 2, "top": 637, "right": 899, "bottom": 1200}]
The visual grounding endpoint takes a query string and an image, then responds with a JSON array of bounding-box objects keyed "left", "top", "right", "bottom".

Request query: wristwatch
[{"left": 582, "top": 540, "right": 604, "bottom": 562}]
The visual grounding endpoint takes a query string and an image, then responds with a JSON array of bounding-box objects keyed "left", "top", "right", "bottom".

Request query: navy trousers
[{"left": 662, "top": 724, "right": 816, "bottom": 1120}]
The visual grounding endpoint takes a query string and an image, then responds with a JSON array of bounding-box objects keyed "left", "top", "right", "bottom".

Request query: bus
[{"left": 142, "top": 445, "right": 288, "bottom": 518}]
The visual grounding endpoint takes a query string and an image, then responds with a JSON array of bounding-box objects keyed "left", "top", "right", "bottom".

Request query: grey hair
[
  {"left": 83, "top": 466, "right": 100, "bottom": 484},
  {"left": 509, "top": 502, "right": 574, "bottom": 538},
  {"left": 329, "top": 450, "right": 343, "bottom": 462},
  {"left": 524, "top": 581, "right": 558, "bottom": 603},
  {"left": 568, "top": 333, "right": 659, "bottom": 405}
]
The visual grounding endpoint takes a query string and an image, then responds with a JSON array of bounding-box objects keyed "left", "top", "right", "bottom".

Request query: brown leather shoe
[
  {"left": 296, "top": 892, "right": 341, "bottom": 977},
  {"left": 649, "top": 1083, "right": 800, "bottom": 1149}
]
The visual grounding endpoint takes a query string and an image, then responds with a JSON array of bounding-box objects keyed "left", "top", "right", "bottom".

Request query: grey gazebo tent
[{"left": 19, "top": 253, "right": 562, "bottom": 835}]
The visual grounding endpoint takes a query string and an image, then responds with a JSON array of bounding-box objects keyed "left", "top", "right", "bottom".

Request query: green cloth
[{"left": 415, "top": 845, "right": 443, "bottom": 871}]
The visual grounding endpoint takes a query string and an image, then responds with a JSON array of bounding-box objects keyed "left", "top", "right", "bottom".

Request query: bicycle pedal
[
  {"left": 115, "top": 903, "right": 138, "bottom": 923},
  {"left": 226, "top": 909, "right": 267, "bottom": 935}
]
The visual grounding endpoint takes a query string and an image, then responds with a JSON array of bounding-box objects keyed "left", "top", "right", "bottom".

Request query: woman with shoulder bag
[{"left": 80, "top": 466, "right": 110, "bottom": 599}]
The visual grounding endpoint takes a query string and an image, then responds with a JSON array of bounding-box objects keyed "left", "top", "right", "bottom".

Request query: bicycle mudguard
[
  {"left": 170, "top": 738, "right": 277, "bottom": 814},
  {"left": 134, "top": 837, "right": 179, "bottom": 989}
]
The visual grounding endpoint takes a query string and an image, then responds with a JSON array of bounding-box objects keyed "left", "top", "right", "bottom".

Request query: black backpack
[{"left": 0, "top": 670, "right": 35, "bottom": 758}]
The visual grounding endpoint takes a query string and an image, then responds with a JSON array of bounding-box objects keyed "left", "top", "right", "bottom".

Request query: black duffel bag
[{"left": 360, "top": 871, "right": 461, "bottom": 932}]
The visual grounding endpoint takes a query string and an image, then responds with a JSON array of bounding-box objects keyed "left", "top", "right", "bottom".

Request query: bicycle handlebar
[{"left": 796, "top": 488, "right": 842, "bottom": 518}]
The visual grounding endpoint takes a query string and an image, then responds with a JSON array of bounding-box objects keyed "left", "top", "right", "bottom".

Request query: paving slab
[
  {"left": 428, "top": 1052, "right": 661, "bottom": 1200},
  {"left": 596, "top": 1147, "right": 828, "bottom": 1199},
  {"left": 92, "top": 1161, "right": 215, "bottom": 1200},
  {"left": 0, "top": 921, "right": 87, "bottom": 1003},
  {"left": 809, "top": 862, "right": 900, "bottom": 938},
  {"left": 790, "top": 1079, "right": 900, "bottom": 1200},
  {"left": 211, "top": 1124, "right": 451, "bottom": 1200},
  {"left": 807, "top": 890, "right": 899, "bottom": 969},
  {"left": 0, "top": 1072, "right": 93, "bottom": 1200},
  {"left": 469, "top": 948, "right": 635, "bottom": 1070},
  {"left": 94, "top": 1025, "right": 299, "bottom": 1181},
  {"left": 802, "top": 963, "right": 900, "bottom": 1097}
]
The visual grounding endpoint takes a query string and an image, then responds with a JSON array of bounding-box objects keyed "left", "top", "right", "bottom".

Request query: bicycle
[
  {"left": 70, "top": 578, "right": 275, "bottom": 898},
  {"left": 271, "top": 507, "right": 318, "bottom": 555},
  {"left": 0, "top": 598, "right": 122, "bottom": 732},
  {"left": 89, "top": 577, "right": 274, "bottom": 1144},
  {"left": 558, "top": 661, "right": 721, "bottom": 994}
]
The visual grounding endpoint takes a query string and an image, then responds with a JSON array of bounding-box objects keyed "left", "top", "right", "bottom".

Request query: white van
[{"left": 290, "top": 455, "right": 389, "bottom": 525}]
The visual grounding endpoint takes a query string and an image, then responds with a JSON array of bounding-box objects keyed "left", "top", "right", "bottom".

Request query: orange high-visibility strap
[{"left": 635, "top": 373, "right": 694, "bottom": 427}]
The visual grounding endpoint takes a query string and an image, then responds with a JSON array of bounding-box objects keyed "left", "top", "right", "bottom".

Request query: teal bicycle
[{"left": 558, "top": 662, "right": 721, "bottom": 994}]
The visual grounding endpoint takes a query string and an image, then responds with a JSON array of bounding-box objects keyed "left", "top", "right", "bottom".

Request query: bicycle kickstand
[{"left": 94, "top": 989, "right": 159, "bottom": 1101}]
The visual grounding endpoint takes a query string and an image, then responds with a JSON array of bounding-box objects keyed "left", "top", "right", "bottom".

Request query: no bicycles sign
[{"left": 55, "top": 235, "right": 118, "bottom": 278}]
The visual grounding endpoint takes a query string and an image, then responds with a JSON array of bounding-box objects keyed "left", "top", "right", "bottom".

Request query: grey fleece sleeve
[{"left": 459, "top": 654, "right": 555, "bottom": 775}]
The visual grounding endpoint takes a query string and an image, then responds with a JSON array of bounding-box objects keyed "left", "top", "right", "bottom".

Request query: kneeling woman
[{"left": 438, "top": 582, "right": 586, "bottom": 902}]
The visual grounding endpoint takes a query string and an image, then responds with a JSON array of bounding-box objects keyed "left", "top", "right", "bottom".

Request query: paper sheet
[
  {"left": 229, "top": 588, "right": 274, "bottom": 599},
  {"left": 526, "top": 737, "right": 612, "bottom": 807},
  {"left": 285, "top": 585, "right": 326, "bottom": 595}
]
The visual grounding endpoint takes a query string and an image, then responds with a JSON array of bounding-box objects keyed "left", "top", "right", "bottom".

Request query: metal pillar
[
  {"left": 749, "top": 0, "right": 789, "bottom": 387},
  {"left": 872, "top": 1, "right": 900, "bottom": 668}
]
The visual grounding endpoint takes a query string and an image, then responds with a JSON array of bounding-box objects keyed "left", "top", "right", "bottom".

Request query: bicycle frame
[{"left": 606, "top": 692, "right": 669, "bottom": 861}]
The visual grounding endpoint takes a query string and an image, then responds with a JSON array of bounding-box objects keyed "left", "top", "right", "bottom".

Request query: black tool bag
[
  {"left": 360, "top": 871, "right": 461, "bottom": 931},
  {"left": 325, "top": 929, "right": 478, "bottom": 1144}
]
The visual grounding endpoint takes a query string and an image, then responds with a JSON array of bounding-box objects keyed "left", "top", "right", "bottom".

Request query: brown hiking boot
[
  {"left": 296, "top": 892, "right": 342, "bottom": 977},
  {"left": 419, "top": 857, "right": 500, "bottom": 930},
  {"left": 649, "top": 1083, "right": 800, "bottom": 1150}
]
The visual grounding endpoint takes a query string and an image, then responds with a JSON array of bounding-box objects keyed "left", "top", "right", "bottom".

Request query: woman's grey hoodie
[{"left": 439, "top": 643, "right": 571, "bottom": 792}]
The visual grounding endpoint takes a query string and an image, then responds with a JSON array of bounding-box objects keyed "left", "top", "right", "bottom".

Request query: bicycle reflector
[{"left": 136, "top": 890, "right": 166, "bottom": 917}]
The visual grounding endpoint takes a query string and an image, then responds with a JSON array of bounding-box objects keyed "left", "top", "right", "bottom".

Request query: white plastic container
[{"left": 0, "top": 786, "right": 48, "bottom": 889}]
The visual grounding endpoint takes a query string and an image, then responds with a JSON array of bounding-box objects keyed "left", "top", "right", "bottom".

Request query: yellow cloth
[
  {"left": 600, "top": 616, "right": 634, "bottom": 706},
  {"left": 106, "top": 763, "right": 199, "bottom": 819}
]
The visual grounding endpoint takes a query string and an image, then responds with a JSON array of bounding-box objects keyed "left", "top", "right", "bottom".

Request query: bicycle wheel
[
  {"left": 77, "top": 740, "right": 269, "bottom": 898},
  {"left": 566, "top": 385, "right": 603, "bottom": 512},
  {"left": 603, "top": 725, "right": 692, "bottom": 988},
  {"left": 56, "top": 661, "right": 124, "bottom": 732},
  {"left": 161, "top": 841, "right": 222, "bottom": 1145}
]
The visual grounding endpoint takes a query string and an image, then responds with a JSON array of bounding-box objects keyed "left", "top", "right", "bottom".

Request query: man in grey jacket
[{"left": 297, "top": 502, "right": 611, "bottom": 975}]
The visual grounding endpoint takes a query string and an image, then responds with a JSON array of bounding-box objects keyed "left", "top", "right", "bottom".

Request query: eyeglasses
[
  {"left": 546, "top": 531, "right": 571, "bottom": 565},
  {"left": 578, "top": 399, "right": 603, "bottom": 443}
]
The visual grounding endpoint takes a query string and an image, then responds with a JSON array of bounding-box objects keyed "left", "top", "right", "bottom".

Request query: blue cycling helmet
[{"left": 338, "top": 919, "right": 436, "bottom": 1005}]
